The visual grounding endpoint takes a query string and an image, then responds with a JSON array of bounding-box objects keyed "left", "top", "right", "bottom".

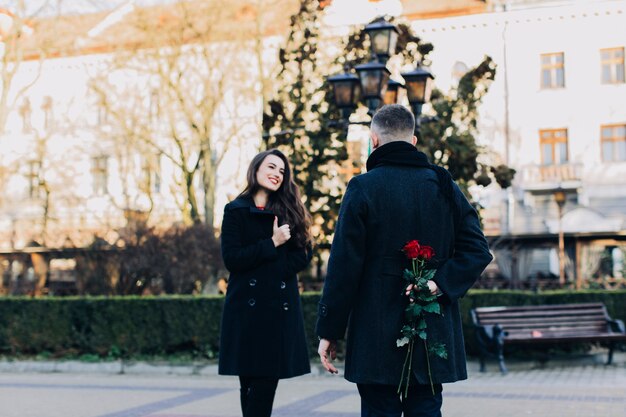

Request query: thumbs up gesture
[{"left": 272, "top": 216, "right": 291, "bottom": 247}]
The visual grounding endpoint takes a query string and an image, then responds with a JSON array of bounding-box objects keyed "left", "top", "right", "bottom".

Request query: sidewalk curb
[{"left": 0, "top": 352, "right": 622, "bottom": 376}]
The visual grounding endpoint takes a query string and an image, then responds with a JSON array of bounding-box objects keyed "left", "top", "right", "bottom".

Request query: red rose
[
  {"left": 418, "top": 245, "right": 435, "bottom": 261},
  {"left": 402, "top": 240, "right": 421, "bottom": 259}
]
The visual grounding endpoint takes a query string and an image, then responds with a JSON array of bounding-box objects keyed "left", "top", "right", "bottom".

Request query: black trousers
[
  {"left": 239, "top": 376, "right": 279, "bottom": 417},
  {"left": 357, "top": 381, "right": 443, "bottom": 417}
]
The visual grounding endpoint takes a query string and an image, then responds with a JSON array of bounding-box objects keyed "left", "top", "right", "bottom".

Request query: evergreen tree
[
  {"left": 263, "top": 0, "right": 347, "bottom": 280},
  {"left": 264, "top": 7, "right": 515, "bottom": 282}
]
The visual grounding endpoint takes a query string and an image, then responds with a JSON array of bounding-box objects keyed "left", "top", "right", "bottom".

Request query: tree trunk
[
  {"left": 185, "top": 171, "right": 201, "bottom": 224},
  {"left": 202, "top": 151, "right": 216, "bottom": 227}
]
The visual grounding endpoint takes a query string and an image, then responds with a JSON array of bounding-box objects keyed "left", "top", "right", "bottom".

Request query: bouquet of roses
[{"left": 397, "top": 240, "right": 447, "bottom": 397}]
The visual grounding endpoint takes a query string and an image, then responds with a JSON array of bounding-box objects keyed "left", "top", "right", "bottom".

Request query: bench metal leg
[
  {"left": 494, "top": 325, "right": 508, "bottom": 375},
  {"left": 496, "top": 347, "right": 508, "bottom": 374},
  {"left": 607, "top": 342, "right": 615, "bottom": 365},
  {"left": 479, "top": 354, "right": 486, "bottom": 373}
]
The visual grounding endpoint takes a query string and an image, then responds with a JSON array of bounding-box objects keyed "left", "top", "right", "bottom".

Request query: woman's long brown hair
[{"left": 238, "top": 149, "right": 312, "bottom": 248}]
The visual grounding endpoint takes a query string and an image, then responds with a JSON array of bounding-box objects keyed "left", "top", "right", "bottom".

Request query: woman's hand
[{"left": 272, "top": 216, "right": 291, "bottom": 247}]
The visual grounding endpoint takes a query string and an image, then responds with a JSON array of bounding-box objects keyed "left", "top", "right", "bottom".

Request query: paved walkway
[{"left": 0, "top": 356, "right": 624, "bottom": 417}]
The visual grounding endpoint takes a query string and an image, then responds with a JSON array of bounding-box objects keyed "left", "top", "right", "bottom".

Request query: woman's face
[{"left": 256, "top": 154, "right": 285, "bottom": 193}]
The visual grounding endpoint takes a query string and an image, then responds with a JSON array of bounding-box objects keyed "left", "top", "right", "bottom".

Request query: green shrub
[
  {"left": 0, "top": 296, "right": 224, "bottom": 359},
  {"left": 0, "top": 291, "right": 624, "bottom": 359}
]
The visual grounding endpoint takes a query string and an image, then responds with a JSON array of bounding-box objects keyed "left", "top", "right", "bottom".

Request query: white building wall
[{"left": 413, "top": 0, "right": 626, "bottom": 233}]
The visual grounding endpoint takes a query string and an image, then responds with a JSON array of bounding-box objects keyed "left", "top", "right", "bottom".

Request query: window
[
  {"left": 540, "top": 129, "right": 568, "bottom": 165},
  {"left": 601, "top": 47, "right": 625, "bottom": 84},
  {"left": 601, "top": 124, "right": 626, "bottom": 162},
  {"left": 91, "top": 155, "right": 109, "bottom": 196},
  {"left": 541, "top": 53, "right": 565, "bottom": 89}
]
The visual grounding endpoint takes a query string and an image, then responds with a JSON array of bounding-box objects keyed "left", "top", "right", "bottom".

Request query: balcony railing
[{"left": 518, "top": 163, "right": 583, "bottom": 191}]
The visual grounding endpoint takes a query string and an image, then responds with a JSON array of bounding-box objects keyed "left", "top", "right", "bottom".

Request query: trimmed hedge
[
  {"left": 0, "top": 296, "right": 224, "bottom": 358},
  {"left": 0, "top": 290, "right": 624, "bottom": 359}
]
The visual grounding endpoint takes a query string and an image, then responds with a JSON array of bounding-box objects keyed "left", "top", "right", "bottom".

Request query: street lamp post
[
  {"left": 554, "top": 187, "right": 567, "bottom": 286},
  {"left": 327, "top": 18, "right": 434, "bottom": 133}
]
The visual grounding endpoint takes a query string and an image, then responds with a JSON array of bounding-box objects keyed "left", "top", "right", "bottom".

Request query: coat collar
[
  {"left": 229, "top": 195, "right": 275, "bottom": 215},
  {"left": 365, "top": 141, "right": 430, "bottom": 172}
]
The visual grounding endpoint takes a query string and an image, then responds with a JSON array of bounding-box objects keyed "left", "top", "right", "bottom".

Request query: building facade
[{"left": 414, "top": 0, "right": 626, "bottom": 288}]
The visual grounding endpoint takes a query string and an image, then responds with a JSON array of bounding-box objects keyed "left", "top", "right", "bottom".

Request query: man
[{"left": 316, "top": 104, "right": 493, "bottom": 417}]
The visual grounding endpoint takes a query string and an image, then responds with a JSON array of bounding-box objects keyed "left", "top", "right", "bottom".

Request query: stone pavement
[{"left": 0, "top": 354, "right": 625, "bottom": 417}]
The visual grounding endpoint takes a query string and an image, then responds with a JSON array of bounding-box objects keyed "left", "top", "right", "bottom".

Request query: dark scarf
[{"left": 366, "top": 140, "right": 460, "bottom": 232}]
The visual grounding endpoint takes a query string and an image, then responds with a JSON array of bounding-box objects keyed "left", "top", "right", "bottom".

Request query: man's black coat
[
  {"left": 219, "top": 196, "right": 311, "bottom": 379},
  {"left": 316, "top": 141, "right": 493, "bottom": 385}
]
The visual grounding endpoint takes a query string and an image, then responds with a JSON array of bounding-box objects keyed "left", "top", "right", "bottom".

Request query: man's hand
[
  {"left": 427, "top": 280, "right": 440, "bottom": 295},
  {"left": 317, "top": 338, "right": 338, "bottom": 374},
  {"left": 405, "top": 281, "right": 440, "bottom": 298}
]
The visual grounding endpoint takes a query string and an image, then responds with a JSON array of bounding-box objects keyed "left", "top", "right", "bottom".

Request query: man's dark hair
[{"left": 371, "top": 104, "right": 415, "bottom": 143}]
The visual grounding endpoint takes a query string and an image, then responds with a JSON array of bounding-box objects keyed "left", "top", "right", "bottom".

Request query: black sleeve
[
  {"left": 316, "top": 178, "right": 368, "bottom": 340},
  {"left": 432, "top": 183, "right": 493, "bottom": 302},
  {"left": 221, "top": 206, "right": 278, "bottom": 273},
  {"left": 283, "top": 243, "right": 313, "bottom": 276}
]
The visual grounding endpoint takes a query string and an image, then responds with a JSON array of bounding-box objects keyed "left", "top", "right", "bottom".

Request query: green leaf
[
  {"left": 418, "top": 331, "right": 427, "bottom": 340},
  {"left": 409, "top": 304, "right": 423, "bottom": 316},
  {"left": 429, "top": 343, "right": 448, "bottom": 359},
  {"left": 417, "top": 319, "right": 427, "bottom": 330},
  {"left": 423, "top": 269, "right": 436, "bottom": 280},
  {"left": 401, "top": 326, "right": 415, "bottom": 338},
  {"left": 403, "top": 269, "right": 415, "bottom": 282},
  {"left": 420, "top": 294, "right": 437, "bottom": 303},
  {"left": 423, "top": 302, "right": 441, "bottom": 314}
]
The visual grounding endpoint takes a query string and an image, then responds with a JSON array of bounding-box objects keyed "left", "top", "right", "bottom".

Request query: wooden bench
[{"left": 471, "top": 302, "right": 626, "bottom": 374}]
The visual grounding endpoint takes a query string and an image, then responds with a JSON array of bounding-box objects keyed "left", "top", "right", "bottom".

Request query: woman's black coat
[
  {"left": 218, "top": 196, "right": 312, "bottom": 379},
  {"left": 316, "top": 142, "right": 493, "bottom": 385}
]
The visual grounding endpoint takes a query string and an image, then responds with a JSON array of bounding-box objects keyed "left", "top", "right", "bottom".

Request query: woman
[{"left": 219, "top": 149, "right": 313, "bottom": 417}]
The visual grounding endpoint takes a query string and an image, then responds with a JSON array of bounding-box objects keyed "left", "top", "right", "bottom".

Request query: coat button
[
  {"left": 249, "top": 279, "right": 257, "bottom": 287},
  {"left": 248, "top": 298, "right": 256, "bottom": 307},
  {"left": 282, "top": 302, "right": 289, "bottom": 311},
  {"left": 280, "top": 281, "right": 286, "bottom": 289}
]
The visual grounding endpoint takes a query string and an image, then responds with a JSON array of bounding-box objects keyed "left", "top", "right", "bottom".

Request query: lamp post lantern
[
  {"left": 383, "top": 79, "right": 404, "bottom": 106},
  {"left": 401, "top": 65, "right": 435, "bottom": 135},
  {"left": 354, "top": 59, "right": 390, "bottom": 116},
  {"left": 327, "top": 71, "right": 361, "bottom": 120},
  {"left": 363, "top": 19, "right": 399, "bottom": 65}
]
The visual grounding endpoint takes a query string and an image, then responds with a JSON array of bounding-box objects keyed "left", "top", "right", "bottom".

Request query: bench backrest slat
[
  {"left": 478, "top": 315, "right": 606, "bottom": 325},
  {"left": 474, "top": 302, "right": 606, "bottom": 313},
  {"left": 472, "top": 303, "right": 613, "bottom": 336}
]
